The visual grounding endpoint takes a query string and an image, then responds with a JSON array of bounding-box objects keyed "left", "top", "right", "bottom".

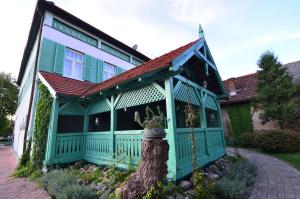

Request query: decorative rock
[
  {"left": 79, "top": 168, "right": 85, "bottom": 174},
  {"left": 96, "top": 183, "right": 104, "bottom": 191},
  {"left": 166, "top": 195, "right": 175, "bottom": 199},
  {"left": 90, "top": 181, "right": 96, "bottom": 190},
  {"left": 76, "top": 178, "right": 83, "bottom": 185},
  {"left": 175, "top": 193, "right": 186, "bottom": 199},
  {"left": 179, "top": 180, "right": 192, "bottom": 191},
  {"left": 74, "top": 160, "right": 83, "bottom": 168},
  {"left": 208, "top": 165, "right": 219, "bottom": 173},
  {"left": 92, "top": 167, "right": 99, "bottom": 172},
  {"left": 207, "top": 172, "right": 219, "bottom": 180},
  {"left": 115, "top": 187, "right": 123, "bottom": 199}
]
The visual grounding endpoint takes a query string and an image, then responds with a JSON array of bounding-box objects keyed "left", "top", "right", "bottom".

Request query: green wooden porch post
[
  {"left": 44, "top": 98, "right": 59, "bottom": 165},
  {"left": 216, "top": 100, "right": 226, "bottom": 148},
  {"left": 83, "top": 114, "right": 89, "bottom": 157},
  {"left": 200, "top": 91, "right": 210, "bottom": 155},
  {"left": 110, "top": 95, "right": 116, "bottom": 158},
  {"left": 164, "top": 77, "right": 178, "bottom": 179}
]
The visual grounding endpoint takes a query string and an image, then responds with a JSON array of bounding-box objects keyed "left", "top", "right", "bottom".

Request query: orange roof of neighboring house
[
  {"left": 39, "top": 39, "right": 199, "bottom": 98},
  {"left": 221, "top": 73, "right": 257, "bottom": 105}
]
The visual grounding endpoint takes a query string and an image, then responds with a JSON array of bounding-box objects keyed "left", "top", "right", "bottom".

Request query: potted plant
[{"left": 134, "top": 106, "right": 166, "bottom": 139}]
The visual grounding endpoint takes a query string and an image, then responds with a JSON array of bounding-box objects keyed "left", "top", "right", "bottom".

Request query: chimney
[
  {"left": 227, "top": 78, "right": 236, "bottom": 96},
  {"left": 132, "top": 44, "right": 138, "bottom": 50}
]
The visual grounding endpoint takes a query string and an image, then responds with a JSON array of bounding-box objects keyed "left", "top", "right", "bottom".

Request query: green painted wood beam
[
  {"left": 110, "top": 95, "right": 116, "bottom": 156},
  {"left": 200, "top": 90, "right": 210, "bottom": 155},
  {"left": 44, "top": 98, "right": 59, "bottom": 165},
  {"left": 171, "top": 39, "right": 204, "bottom": 71},
  {"left": 164, "top": 77, "right": 178, "bottom": 179}
]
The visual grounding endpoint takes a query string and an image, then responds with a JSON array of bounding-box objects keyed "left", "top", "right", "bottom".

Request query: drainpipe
[{"left": 22, "top": 8, "right": 44, "bottom": 153}]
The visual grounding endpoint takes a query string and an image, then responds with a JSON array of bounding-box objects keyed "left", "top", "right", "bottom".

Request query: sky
[{"left": 0, "top": 0, "right": 300, "bottom": 81}]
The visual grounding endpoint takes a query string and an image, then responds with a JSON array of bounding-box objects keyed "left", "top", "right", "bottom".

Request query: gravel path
[
  {"left": 0, "top": 146, "right": 49, "bottom": 199},
  {"left": 227, "top": 148, "right": 300, "bottom": 199}
]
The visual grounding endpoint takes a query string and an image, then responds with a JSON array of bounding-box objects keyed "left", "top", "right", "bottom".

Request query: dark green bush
[
  {"left": 238, "top": 133, "right": 257, "bottom": 148},
  {"left": 217, "top": 159, "right": 257, "bottom": 199},
  {"left": 256, "top": 130, "right": 300, "bottom": 153},
  {"left": 56, "top": 184, "right": 98, "bottom": 199}
]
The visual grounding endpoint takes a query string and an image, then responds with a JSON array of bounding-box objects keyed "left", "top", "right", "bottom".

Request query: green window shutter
[
  {"left": 54, "top": 44, "right": 65, "bottom": 74},
  {"left": 38, "top": 38, "right": 56, "bottom": 72},
  {"left": 84, "top": 55, "right": 92, "bottom": 81},
  {"left": 117, "top": 67, "right": 126, "bottom": 75},
  {"left": 90, "top": 57, "right": 98, "bottom": 83},
  {"left": 97, "top": 60, "right": 104, "bottom": 83}
]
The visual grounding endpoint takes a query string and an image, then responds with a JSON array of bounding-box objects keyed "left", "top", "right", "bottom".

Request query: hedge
[
  {"left": 255, "top": 130, "right": 300, "bottom": 153},
  {"left": 226, "top": 103, "right": 253, "bottom": 137}
]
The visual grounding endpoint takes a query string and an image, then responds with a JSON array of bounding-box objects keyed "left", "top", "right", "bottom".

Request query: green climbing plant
[
  {"left": 227, "top": 103, "right": 253, "bottom": 137},
  {"left": 31, "top": 84, "right": 53, "bottom": 169}
]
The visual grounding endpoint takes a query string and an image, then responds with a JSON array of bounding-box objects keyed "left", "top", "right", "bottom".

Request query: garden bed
[{"left": 25, "top": 154, "right": 257, "bottom": 199}]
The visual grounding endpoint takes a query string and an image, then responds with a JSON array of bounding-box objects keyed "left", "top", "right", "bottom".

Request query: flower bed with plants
[{"left": 18, "top": 154, "right": 257, "bottom": 199}]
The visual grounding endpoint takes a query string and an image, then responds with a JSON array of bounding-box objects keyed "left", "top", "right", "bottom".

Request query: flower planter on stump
[{"left": 122, "top": 128, "right": 169, "bottom": 199}]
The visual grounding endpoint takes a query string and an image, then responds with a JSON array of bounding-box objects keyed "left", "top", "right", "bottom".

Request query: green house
[{"left": 14, "top": 0, "right": 227, "bottom": 180}]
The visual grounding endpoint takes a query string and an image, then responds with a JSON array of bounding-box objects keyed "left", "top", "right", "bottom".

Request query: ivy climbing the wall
[
  {"left": 14, "top": 84, "right": 53, "bottom": 177},
  {"left": 31, "top": 84, "right": 53, "bottom": 169},
  {"left": 226, "top": 103, "right": 253, "bottom": 137}
]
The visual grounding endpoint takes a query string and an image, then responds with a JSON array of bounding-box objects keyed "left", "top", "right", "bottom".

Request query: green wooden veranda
[{"left": 40, "top": 37, "right": 227, "bottom": 180}]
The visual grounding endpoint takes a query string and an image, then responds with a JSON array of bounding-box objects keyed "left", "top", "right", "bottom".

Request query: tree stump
[{"left": 122, "top": 138, "right": 169, "bottom": 199}]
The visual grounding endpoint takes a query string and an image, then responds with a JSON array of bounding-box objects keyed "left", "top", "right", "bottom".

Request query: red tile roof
[
  {"left": 39, "top": 39, "right": 199, "bottom": 98},
  {"left": 39, "top": 71, "right": 95, "bottom": 97},
  {"left": 221, "top": 73, "right": 257, "bottom": 105}
]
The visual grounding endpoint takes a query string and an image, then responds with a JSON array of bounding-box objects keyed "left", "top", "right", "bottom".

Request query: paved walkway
[
  {"left": 0, "top": 146, "right": 49, "bottom": 199},
  {"left": 227, "top": 148, "right": 300, "bottom": 199}
]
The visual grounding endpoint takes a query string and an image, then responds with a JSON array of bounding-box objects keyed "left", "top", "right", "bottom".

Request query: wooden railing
[
  {"left": 175, "top": 127, "right": 225, "bottom": 177},
  {"left": 84, "top": 132, "right": 111, "bottom": 163},
  {"left": 54, "top": 133, "right": 84, "bottom": 163}
]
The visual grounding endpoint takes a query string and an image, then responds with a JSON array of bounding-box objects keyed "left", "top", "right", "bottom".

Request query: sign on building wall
[{"left": 52, "top": 19, "right": 98, "bottom": 47}]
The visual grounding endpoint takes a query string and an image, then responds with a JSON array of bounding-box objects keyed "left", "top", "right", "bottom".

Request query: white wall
[
  {"left": 42, "top": 12, "right": 137, "bottom": 71},
  {"left": 13, "top": 36, "right": 39, "bottom": 156}
]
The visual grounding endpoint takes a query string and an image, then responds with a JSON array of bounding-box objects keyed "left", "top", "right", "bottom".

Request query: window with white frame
[
  {"left": 63, "top": 48, "right": 84, "bottom": 80},
  {"left": 103, "top": 62, "right": 116, "bottom": 81}
]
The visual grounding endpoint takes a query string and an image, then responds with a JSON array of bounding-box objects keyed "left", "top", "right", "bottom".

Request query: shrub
[
  {"left": 192, "top": 170, "right": 217, "bottom": 198},
  {"left": 39, "top": 169, "right": 77, "bottom": 197},
  {"left": 80, "top": 169, "right": 101, "bottom": 184},
  {"left": 238, "top": 133, "right": 257, "bottom": 148},
  {"left": 56, "top": 184, "right": 98, "bottom": 199},
  {"left": 16, "top": 139, "right": 32, "bottom": 170},
  {"left": 256, "top": 130, "right": 300, "bottom": 153},
  {"left": 217, "top": 159, "right": 257, "bottom": 199}
]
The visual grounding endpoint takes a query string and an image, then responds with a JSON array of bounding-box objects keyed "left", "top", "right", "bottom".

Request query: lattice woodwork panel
[
  {"left": 116, "top": 84, "right": 165, "bottom": 109},
  {"left": 174, "top": 83, "right": 200, "bottom": 106},
  {"left": 59, "top": 102, "right": 85, "bottom": 115},
  {"left": 88, "top": 99, "right": 110, "bottom": 115},
  {"left": 205, "top": 95, "right": 218, "bottom": 110}
]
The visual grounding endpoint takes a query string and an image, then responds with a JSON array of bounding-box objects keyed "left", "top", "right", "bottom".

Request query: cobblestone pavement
[
  {"left": 0, "top": 146, "right": 49, "bottom": 199},
  {"left": 227, "top": 148, "right": 300, "bottom": 199}
]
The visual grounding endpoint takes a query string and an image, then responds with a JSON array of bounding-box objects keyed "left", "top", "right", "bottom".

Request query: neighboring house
[
  {"left": 14, "top": 0, "right": 227, "bottom": 180},
  {"left": 221, "top": 60, "right": 300, "bottom": 136}
]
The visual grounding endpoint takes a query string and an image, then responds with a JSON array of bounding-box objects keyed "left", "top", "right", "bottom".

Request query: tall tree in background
[
  {"left": 253, "top": 51, "right": 300, "bottom": 129},
  {"left": 0, "top": 72, "right": 18, "bottom": 136}
]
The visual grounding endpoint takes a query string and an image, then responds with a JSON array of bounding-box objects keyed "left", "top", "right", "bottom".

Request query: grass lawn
[{"left": 271, "top": 153, "right": 300, "bottom": 171}]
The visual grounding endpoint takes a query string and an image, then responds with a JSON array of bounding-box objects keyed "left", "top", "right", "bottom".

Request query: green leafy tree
[
  {"left": 0, "top": 72, "right": 18, "bottom": 136},
  {"left": 253, "top": 51, "right": 300, "bottom": 129}
]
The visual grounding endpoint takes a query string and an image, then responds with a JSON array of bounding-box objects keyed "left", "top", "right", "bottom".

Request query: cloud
[{"left": 167, "top": 0, "right": 227, "bottom": 27}]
